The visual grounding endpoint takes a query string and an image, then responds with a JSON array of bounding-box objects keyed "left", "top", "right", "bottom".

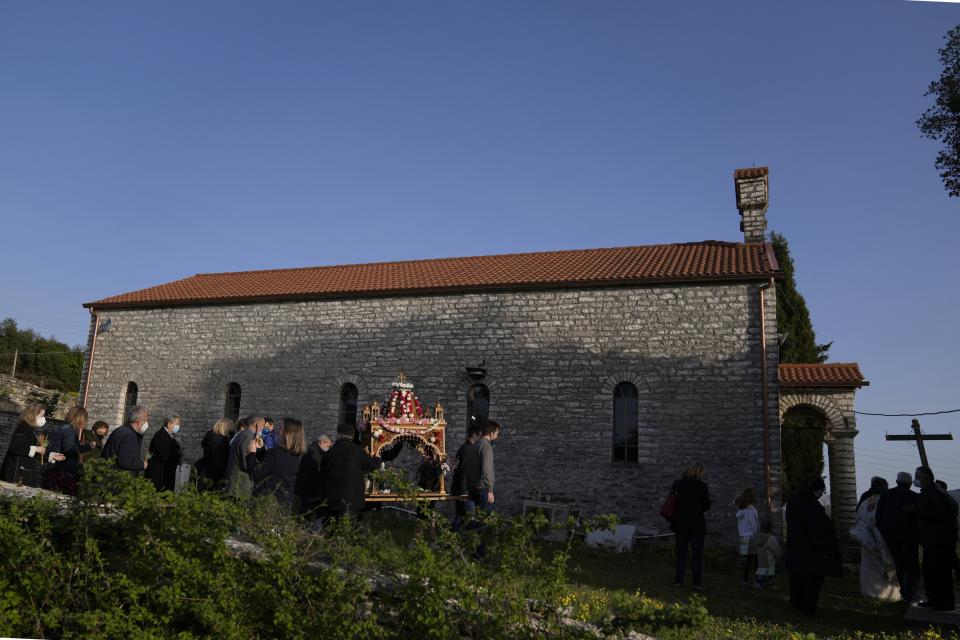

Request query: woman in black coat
[
  {"left": 671, "top": 462, "right": 711, "bottom": 590},
  {"left": 147, "top": 415, "right": 183, "bottom": 492},
  {"left": 785, "top": 475, "right": 842, "bottom": 616},
  {"left": 199, "top": 419, "right": 233, "bottom": 490},
  {"left": 44, "top": 406, "right": 96, "bottom": 494},
  {"left": 246, "top": 417, "right": 306, "bottom": 511},
  {"left": 1, "top": 404, "right": 63, "bottom": 487}
]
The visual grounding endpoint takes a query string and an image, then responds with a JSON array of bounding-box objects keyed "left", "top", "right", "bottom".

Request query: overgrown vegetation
[
  {"left": 0, "top": 462, "right": 701, "bottom": 639},
  {"left": 0, "top": 317, "right": 83, "bottom": 392},
  {"left": 0, "top": 463, "right": 952, "bottom": 639}
]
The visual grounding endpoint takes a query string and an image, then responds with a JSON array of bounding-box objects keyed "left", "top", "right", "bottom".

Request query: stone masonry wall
[
  {"left": 82, "top": 281, "right": 780, "bottom": 539},
  {"left": 0, "top": 374, "right": 78, "bottom": 419}
]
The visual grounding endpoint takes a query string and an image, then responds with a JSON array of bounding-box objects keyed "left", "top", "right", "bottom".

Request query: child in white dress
[{"left": 735, "top": 488, "right": 761, "bottom": 586}]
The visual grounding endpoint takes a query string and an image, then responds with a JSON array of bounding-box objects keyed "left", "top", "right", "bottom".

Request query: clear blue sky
[{"left": 1, "top": 1, "right": 958, "bottom": 494}]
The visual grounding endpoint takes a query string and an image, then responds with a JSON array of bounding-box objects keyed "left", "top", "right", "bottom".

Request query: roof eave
[
  {"left": 779, "top": 380, "right": 870, "bottom": 389},
  {"left": 83, "top": 271, "right": 782, "bottom": 311}
]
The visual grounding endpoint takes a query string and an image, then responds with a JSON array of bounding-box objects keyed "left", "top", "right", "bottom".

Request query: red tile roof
[
  {"left": 734, "top": 167, "right": 769, "bottom": 179},
  {"left": 779, "top": 363, "right": 869, "bottom": 388},
  {"left": 85, "top": 241, "right": 780, "bottom": 309}
]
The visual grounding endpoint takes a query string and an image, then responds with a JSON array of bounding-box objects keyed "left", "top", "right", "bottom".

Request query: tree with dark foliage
[
  {"left": 918, "top": 25, "right": 960, "bottom": 198},
  {"left": 0, "top": 318, "right": 83, "bottom": 392},
  {"left": 772, "top": 233, "right": 833, "bottom": 501}
]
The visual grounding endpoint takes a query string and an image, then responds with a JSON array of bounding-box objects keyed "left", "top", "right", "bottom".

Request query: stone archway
[{"left": 778, "top": 364, "right": 869, "bottom": 537}]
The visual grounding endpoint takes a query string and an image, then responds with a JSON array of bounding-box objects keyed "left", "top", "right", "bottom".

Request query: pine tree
[{"left": 772, "top": 232, "right": 833, "bottom": 500}]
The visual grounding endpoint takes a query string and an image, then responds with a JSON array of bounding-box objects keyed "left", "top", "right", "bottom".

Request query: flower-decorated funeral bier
[{"left": 360, "top": 373, "right": 448, "bottom": 499}]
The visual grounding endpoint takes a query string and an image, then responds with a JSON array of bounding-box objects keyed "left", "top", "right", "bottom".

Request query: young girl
[{"left": 735, "top": 488, "right": 760, "bottom": 586}]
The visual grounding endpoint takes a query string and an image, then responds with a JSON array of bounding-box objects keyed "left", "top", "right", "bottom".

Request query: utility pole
[
  {"left": 885, "top": 419, "right": 953, "bottom": 471},
  {"left": 10, "top": 349, "right": 16, "bottom": 379}
]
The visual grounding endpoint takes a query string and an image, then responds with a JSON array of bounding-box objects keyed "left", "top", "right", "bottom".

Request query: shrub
[{"left": 0, "top": 461, "right": 605, "bottom": 639}]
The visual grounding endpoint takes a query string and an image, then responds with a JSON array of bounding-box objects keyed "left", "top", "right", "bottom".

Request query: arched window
[
  {"left": 339, "top": 383, "right": 359, "bottom": 429},
  {"left": 124, "top": 381, "right": 139, "bottom": 409},
  {"left": 224, "top": 382, "right": 242, "bottom": 422},
  {"left": 613, "top": 382, "right": 638, "bottom": 463},
  {"left": 467, "top": 383, "right": 490, "bottom": 431}
]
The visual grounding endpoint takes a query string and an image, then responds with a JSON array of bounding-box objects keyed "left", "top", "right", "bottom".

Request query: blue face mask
[{"left": 172, "top": 425, "right": 180, "bottom": 435}]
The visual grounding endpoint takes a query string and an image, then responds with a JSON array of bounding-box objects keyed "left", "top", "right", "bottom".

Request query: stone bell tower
[{"left": 734, "top": 167, "right": 769, "bottom": 243}]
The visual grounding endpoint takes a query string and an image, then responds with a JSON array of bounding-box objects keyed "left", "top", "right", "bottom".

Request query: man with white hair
[
  {"left": 295, "top": 434, "right": 333, "bottom": 518},
  {"left": 100, "top": 405, "right": 150, "bottom": 476}
]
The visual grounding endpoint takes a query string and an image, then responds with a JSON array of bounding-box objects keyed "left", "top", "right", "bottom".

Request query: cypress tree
[
  {"left": 772, "top": 232, "right": 831, "bottom": 365},
  {"left": 772, "top": 232, "right": 833, "bottom": 500}
]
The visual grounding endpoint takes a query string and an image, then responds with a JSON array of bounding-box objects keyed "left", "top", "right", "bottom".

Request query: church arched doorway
[{"left": 780, "top": 404, "right": 828, "bottom": 504}]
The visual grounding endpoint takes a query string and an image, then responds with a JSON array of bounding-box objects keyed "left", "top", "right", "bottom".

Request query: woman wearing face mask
[
  {"left": 785, "top": 475, "right": 842, "bottom": 616},
  {"left": 146, "top": 414, "right": 184, "bottom": 492},
  {"left": 1, "top": 403, "right": 65, "bottom": 487}
]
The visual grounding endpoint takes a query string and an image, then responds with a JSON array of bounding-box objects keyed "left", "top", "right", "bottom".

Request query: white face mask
[
  {"left": 140, "top": 422, "right": 149, "bottom": 433},
  {"left": 172, "top": 424, "right": 180, "bottom": 434},
  {"left": 35, "top": 416, "right": 46, "bottom": 428}
]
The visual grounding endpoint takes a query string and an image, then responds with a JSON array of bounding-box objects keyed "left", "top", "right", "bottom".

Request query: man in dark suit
[
  {"left": 913, "top": 466, "right": 957, "bottom": 612},
  {"left": 934, "top": 480, "right": 960, "bottom": 583},
  {"left": 101, "top": 405, "right": 150, "bottom": 476},
  {"left": 146, "top": 414, "right": 183, "bottom": 491},
  {"left": 875, "top": 471, "right": 921, "bottom": 603},
  {"left": 319, "top": 424, "right": 381, "bottom": 520},
  {"left": 295, "top": 434, "right": 332, "bottom": 517}
]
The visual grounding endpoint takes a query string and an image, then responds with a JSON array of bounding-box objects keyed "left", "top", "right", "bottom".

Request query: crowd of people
[
  {"left": 4, "top": 401, "right": 957, "bottom": 615},
  {"left": 0, "top": 402, "right": 502, "bottom": 529},
  {"left": 667, "top": 464, "right": 958, "bottom": 616}
]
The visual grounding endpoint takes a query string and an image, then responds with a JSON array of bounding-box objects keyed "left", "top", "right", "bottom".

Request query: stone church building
[{"left": 78, "top": 167, "right": 868, "bottom": 536}]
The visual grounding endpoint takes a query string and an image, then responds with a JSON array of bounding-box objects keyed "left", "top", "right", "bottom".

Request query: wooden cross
[{"left": 885, "top": 418, "right": 953, "bottom": 470}]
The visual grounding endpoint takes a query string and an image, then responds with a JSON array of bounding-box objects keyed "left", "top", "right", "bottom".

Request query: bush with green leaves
[{"left": 0, "top": 461, "right": 710, "bottom": 639}]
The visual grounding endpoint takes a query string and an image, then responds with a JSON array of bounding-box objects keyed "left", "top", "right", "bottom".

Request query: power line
[
  {"left": 774, "top": 284, "right": 821, "bottom": 344},
  {"left": 0, "top": 351, "right": 84, "bottom": 357},
  {"left": 854, "top": 408, "right": 960, "bottom": 417},
  {"left": 855, "top": 453, "right": 960, "bottom": 473},
  {"left": 0, "top": 312, "right": 85, "bottom": 332},
  {"left": 855, "top": 454, "right": 960, "bottom": 474}
]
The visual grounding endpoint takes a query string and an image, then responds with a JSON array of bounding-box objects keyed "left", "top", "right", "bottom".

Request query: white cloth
[
  {"left": 174, "top": 464, "right": 192, "bottom": 493},
  {"left": 736, "top": 506, "right": 760, "bottom": 555},
  {"left": 850, "top": 494, "right": 900, "bottom": 601},
  {"left": 750, "top": 532, "right": 782, "bottom": 576},
  {"left": 736, "top": 506, "right": 759, "bottom": 535}
]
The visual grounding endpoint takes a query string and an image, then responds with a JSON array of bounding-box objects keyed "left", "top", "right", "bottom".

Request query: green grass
[
  {"left": 367, "top": 511, "right": 955, "bottom": 639},
  {"left": 563, "top": 540, "right": 949, "bottom": 639}
]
